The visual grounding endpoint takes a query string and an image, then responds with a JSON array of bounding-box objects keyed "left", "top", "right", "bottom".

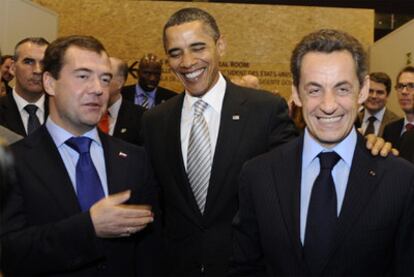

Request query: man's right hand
[{"left": 90, "top": 190, "right": 154, "bottom": 238}]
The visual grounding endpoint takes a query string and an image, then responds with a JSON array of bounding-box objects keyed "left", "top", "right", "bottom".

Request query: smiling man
[
  {"left": 1, "top": 35, "right": 160, "bottom": 275},
  {"left": 230, "top": 29, "right": 414, "bottom": 276},
  {"left": 0, "top": 37, "right": 49, "bottom": 136},
  {"left": 142, "top": 7, "right": 297, "bottom": 276}
]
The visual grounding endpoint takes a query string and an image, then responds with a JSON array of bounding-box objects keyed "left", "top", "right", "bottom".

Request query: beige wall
[
  {"left": 370, "top": 19, "right": 414, "bottom": 118},
  {"left": 33, "top": 0, "right": 374, "bottom": 99}
]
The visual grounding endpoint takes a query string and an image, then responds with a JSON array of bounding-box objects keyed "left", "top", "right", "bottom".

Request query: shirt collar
[
  {"left": 363, "top": 106, "right": 386, "bottom": 122},
  {"left": 302, "top": 127, "right": 357, "bottom": 169},
  {"left": 13, "top": 89, "right": 45, "bottom": 112},
  {"left": 46, "top": 117, "right": 102, "bottom": 148},
  {"left": 183, "top": 73, "right": 226, "bottom": 114},
  {"left": 108, "top": 95, "right": 122, "bottom": 118}
]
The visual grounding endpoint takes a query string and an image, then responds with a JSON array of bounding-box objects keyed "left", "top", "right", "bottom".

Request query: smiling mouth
[
  {"left": 317, "top": 115, "right": 342, "bottom": 123},
  {"left": 183, "top": 68, "right": 204, "bottom": 81}
]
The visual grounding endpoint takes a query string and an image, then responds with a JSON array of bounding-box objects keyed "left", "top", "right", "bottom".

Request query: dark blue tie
[
  {"left": 24, "top": 104, "right": 41, "bottom": 135},
  {"left": 304, "top": 151, "right": 341, "bottom": 274},
  {"left": 65, "top": 137, "right": 105, "bottom": 211}
]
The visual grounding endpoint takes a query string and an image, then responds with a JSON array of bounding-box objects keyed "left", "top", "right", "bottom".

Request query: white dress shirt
[
  {"left": 107, "top": 96, "right": 123, "bottom": 136},
  {"left": 13, "top": 89, "right": 45, "bottom": 134},
  {"left": 181, "top": 73, "right": 226, "bottom": 170}
]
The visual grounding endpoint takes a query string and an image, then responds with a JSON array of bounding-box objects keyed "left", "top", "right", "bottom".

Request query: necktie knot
[
  {"left": 65, "top": 137, "right": 92, "bottom": 154},
  {"left": 406, "top": 123, "right": 414, "bottom": 131},
  {"left": 318, "top": 152, "right": 340, "bottom": 170},
  {"left": 368, "top": 116, "right": 377, "bottom": 123},
  {"left": 193, "top": 99, "right": 208, "bottom": 116},
  {"left": 24, "top": 104, "right": 38, "bottom": 115}
]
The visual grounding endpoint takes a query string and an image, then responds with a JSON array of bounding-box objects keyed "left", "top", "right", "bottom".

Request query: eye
[
  {"left": 77, "top": 74, "right": 89, "bottom": 80},
  {"left": 168, "top": 50, "right": 181, "bottom": 59},
  {"left": 23, "top": 58, "right": 34, "bottom": 65},
  {"left": 192, "top": 45, "right": 205, "bottom": 52},
  {"left": 337, "top": 86, "right": 351, "bottom": 95},
  {"left": 101, "top": 76, "right": 111, "bottom": 85},
  {"left": 307, "top": 87, "right": 321, "bottom": 96}
]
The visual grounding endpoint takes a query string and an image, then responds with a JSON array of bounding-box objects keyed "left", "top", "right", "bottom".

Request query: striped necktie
[{"left": 187, "top": 99, "right": 211, "bottom": 214}]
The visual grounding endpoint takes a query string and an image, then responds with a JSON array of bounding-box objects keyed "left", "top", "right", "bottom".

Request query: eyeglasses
[{"left": 395, "top": 82, "right": 414, "bottom": 92}]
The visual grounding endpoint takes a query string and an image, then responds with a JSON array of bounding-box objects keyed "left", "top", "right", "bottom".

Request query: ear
[
  {"left": 357, "top": 75, "right": 369, "bottom": 105},
  {"left": 10, "top": 60, "right": 16, "bottom": 76},
  {"left": 216, "top": 35, "right": 226, "bottom": 57},
  {"left": 43, "top": 72, "right": 56, "bottom": 96},
  {"left": 291, "top": 85, "right": 303, "bottom": 107}
]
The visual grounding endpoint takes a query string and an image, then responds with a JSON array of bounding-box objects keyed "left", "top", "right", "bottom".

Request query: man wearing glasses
[{"left": 383, "top": 66, "right": 414, "bottom": 149}]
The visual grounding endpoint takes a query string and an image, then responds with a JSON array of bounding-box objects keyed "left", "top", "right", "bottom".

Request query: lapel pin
[
  {"left": 121, "top": 128, "right": 127, "bottom": 133},
  {"left": 232, "top": 114, "right": 240, "bottom": 121},
  {"left": 369, "top": 170, "right": 376, "bottom": 176},
  {"left": 119, "top": 152, "right": 128, "bottom": 158}
]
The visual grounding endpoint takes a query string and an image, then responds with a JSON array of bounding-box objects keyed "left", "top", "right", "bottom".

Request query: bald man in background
[{"left": 99, "top": 57, "right": 145, "bottom": 146}]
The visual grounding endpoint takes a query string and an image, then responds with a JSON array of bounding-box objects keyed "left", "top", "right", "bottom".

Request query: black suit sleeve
[
  {"left": 229, "top": 163, "right": 267, "bottom": 276},
  {"left": 267, "top": 95, "right": 298, "bottom": 150},
  {"left": 0, "top": 165, "right": 103, "bottom": 274}
]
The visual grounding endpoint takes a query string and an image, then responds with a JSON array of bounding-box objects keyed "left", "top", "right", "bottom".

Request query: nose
[
  {"left": 33, "top": 61, "right": 43, "bottom": 74},
  {"left": 89, "top": 76, "right": 104, "bottom": 95},
  {"left": 320, "top": 91, "right": 337, "bottom": 113},
  {"left": 180, "top": 51, "right": 196, "bottom": 68}
]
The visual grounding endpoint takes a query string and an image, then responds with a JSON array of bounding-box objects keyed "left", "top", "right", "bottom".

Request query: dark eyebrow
[
  {"left": 304, "top": 82, "right": 322, "bottom": 89},
  {"left": 334, "top": 81, "right": 352, "bottom": 88},
  {"left": 74, "top": 68, "right": 93, "bottom": 73},
  {"left": 190, "top": 42, "right": 206, "bottom": 48}
]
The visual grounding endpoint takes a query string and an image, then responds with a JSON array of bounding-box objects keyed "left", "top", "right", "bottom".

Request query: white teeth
[
  {"left": 318, "top": 116, "right": 341, "bottom": 123},
  {"left": 184, "top": 69, "right": 204, "bottom": 79}
]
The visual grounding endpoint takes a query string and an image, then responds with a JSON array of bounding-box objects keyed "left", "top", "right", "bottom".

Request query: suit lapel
[
  {"left": 273, "top": 136, "right": 306, "bottom": 265},
  {"left": 99, "top": 132, "right": 131, "bottom": 194},
  {"left": 113, "top": 99, "right": 127, "bottom": 137},
  {"left": 322, "top": 134, "right": 383, "bottom": 272},
  {"left": 204, "top": 83, "right": 249, "bottom": 214},
  {"left": 22, "top": 127, "right": 80, "bottom": 215},
  {"left": 2, "top": 93, "right": 26, "bottom": 136}
]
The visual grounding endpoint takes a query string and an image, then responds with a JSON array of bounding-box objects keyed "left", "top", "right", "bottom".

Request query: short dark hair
[
  {"left": 396, "top": 66, "right": 414, "bottom": 84},
  {"left": 43, "top": 35, "right": 107, "bottom": 79},
  {"left": 163, "top": 8, "right": 220, "bottom": 50},
  {"left": 0, "top": 55, "right": 13, "bottom": 66},
  {"left": 14, "top": 37, "right": 49, "bottom": 60},
  {"left": 369, "top": 72, "right": 392, "bottom": 95},
  {"left": 291, "top": 29, "right": 368, "bottom": 88}
]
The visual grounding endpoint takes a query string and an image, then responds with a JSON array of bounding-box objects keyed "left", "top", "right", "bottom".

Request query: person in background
[
  {"left": 0, "top": 55, "right": 14, "bottom": 95},
  {"left": 121, "top": 53, "right": 176, "bottom": 109}
]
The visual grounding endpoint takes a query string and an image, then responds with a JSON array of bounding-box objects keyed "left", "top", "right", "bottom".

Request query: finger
[
  {"left": 116, "top": 206, "right": 153, "bottom": 218},
  {"left": 365, "top": 134, "right": 375, "bottom": 149},
  {"left": 380, "top": 142, "right": 392, "bottom": 157},
  {"left": 107, "top": 190, "right": 131, "bottom": 205},
  {"left": 391, "top": 148, "right": 399, "bottom": 156}
]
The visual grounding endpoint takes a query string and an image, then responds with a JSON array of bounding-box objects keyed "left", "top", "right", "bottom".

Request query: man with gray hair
[
  {"left": 0, "top": 37, "right": 49, "bottom": 136},
  {"left": 230, "top": 29, "right": 414, "bottom": 276}
]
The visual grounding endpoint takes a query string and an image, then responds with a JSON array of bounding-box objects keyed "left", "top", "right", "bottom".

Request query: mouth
[
  {"left": 182, "top": 68, "right": 205, "bottom": 81},
  {"left": 316, "top": 115, "right": 343, "bottom": 123}
]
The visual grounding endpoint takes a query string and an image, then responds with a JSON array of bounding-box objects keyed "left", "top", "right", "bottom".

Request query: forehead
[
  {"left": 370, "top": 80, "right": 386, "bottom": 88},
  {"left": 63, "top": 46, "right": 109, "bottom": 69},
  {"left": 165, "top": 20, "right": 215, "bottom": 47},
  {"left": 16, "top": 42, "right": 47, "bottom": 59},
  {"left": 300, "top": 51, "right": 358, "bottom": 84},
  {"left": 398, "top": 71, "right": 414, "bottom": 82},
  {"left": 140, "top": 61, "right": 161, "bottom": 71}
]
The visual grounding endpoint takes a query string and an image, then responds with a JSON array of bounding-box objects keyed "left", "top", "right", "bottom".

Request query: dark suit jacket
[
  {"left": 358, "top": 108, "right": 400, "bottom": 137},
  {"left": 142, "top": 81, "right": 298, "bottom": 276},
  {"left": 0, "top": 126, "right": 160, "bottom": 275},
  {"left": 0, "top": 92, "right": 49, "bottom": 136},
  {"left": 112, "top": 99, "right": 145, "bottom": 146},
  {"left": 399, "top": 129, "right": 414, "bottom": 163},
  {"left": 382, "top": 118, "right": 404, "bottom": 149},
  {"left": 121, "top": 84, "right": 177, "bottom": 107},
  {"left": 230, "top": 133, "right": 414, "bottom": 276}
]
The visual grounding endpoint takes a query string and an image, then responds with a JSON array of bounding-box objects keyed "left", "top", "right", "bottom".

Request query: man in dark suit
[
  {"left": 0, "top": 38, "right": 49, "bottom": 136},
  {"left": 230, "top": 29, "right": 414, "bottom": 276},
  {"left": 1, "top": 35, "right": 159, "bottom": 275},
  {"left": 142, "top": 7, "right": 298, "bottom": 276},
  {"left": 383, "top": 66, "right": 414, "bottom": 149},
  {"left": 358, "top": 72, "right": 400, "bottom": 136},
  {"left": 121, "top": 53, "right": 176, "bottom": 109},
  {"left": 98, "top": 56, "right": 145, "bottom": 146}
]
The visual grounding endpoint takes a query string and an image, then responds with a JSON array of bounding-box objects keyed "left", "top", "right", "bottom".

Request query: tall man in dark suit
[
  {"left": 230, "top": 29, "right": 414, "bottom": 276},
  {"left": 358, "top": 72, "right": 400, "bottom": 136},
  {"left": 1, "top": 35, "right": 159, "bottom": 275},
  {"left": 383, "top": 66, "right": 414, "bottom": 149},
  {"left": 98, "top": 56, "right": 145, "bottom": 146},
  {"left": 142, "top": 7, "right": 298, "bottom": 276},
  {"left": 0, "top": 38, "right": 49, "bottom": 136},
  {"left": 121, "top": 53, "right": 176, "bottom": 109}
]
